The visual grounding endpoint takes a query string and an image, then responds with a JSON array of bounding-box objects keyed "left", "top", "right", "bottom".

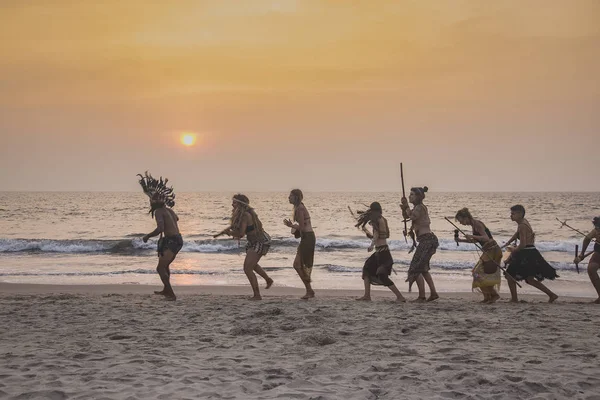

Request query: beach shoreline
[{"left": 0, "top": 282, "right": 594, "bottom": 302}]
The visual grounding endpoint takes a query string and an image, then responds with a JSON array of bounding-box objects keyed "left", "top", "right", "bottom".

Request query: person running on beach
[
  {"left": 218, "top": 194, "right": 273, "bottom": 300},
  {"left": 283, "top": 189, "right": 316, "bottom": 299},
  {"left": 455, "top": 208, "right": 502, "bottom": 303},
  {"left": 355, "top": 202, "right": 406, "bottom": 302},
  {"left": 138, "top": 172, "right": 183, "bottom": 301},
  {"left": 502, "top": 205, "right": 558, "bottom": 303},
  {"left": 401, "top": 186, "right": 439, "bottom": 302},
  {"left": 574, "top": 217, "right": 600, "bottom": 303}
]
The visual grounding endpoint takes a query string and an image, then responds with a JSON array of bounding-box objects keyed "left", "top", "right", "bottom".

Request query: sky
[{"left": 1, "top": 0, "right": 599, "bottom": 192}]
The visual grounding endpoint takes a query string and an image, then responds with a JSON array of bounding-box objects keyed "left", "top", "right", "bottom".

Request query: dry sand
[{"left": 1, "top": 283, "right": 599, "bottom": 400}]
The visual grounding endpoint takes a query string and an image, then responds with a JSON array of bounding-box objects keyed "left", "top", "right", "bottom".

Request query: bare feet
[
  {"left": 593, "top": 298, "right": 600, "bottom": 304},
  {"left": 249, "top": 295, "right": 262, "bottom": 301},
  {"left": 163, "top": 295, "right": 176, "bottom": 301},
  {"left": 265, "top": 279, "right": 274, "bottom": 289},
  {"left": 489, "top": 294, "right": 500, "bottom": 304},
  {"left": 411, "top": 297, "right": 426, "bottom": 303},
  {"left": 356, "top": 296, "right": 371, "bottom": 301},
  {"left": 301, "top": 291, "right": 315, "bottom": 300},
  {"left": 548, "top": 294, "right": 558, "bottom": 303},
  {"left": 509, "top": 299, "right": 519, "bottom": 303},
  {"left": 154, "top": 290, "right": 165, "bottom": 295},
  {"left": 480, "top": 298, "right": 490, "bottom": 303},
  {"left": 396, "top": 297, "right": 407, "bottom": 303},
  {"left": 426, "top": 294, "right": 440, "bottom": 302}
]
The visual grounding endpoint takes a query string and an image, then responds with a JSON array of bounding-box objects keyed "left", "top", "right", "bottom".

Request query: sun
[{"left": 180, "top": 133, "right": 197, "bottom": 147}]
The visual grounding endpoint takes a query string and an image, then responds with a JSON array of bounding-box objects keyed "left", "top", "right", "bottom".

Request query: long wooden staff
[
  {"left": 400, "top": 163, "right": 408, "bottom": 244},
  {"left": 400, "top": 164, "right": 417, "bottom": 253},
  {"left": 444, "top": 217, "right": 522, "bottom": 288}
]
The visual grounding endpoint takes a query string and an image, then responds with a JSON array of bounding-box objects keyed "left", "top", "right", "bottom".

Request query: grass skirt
[{"left": 472, "top": 241, "right": 502, "bottom": 291}]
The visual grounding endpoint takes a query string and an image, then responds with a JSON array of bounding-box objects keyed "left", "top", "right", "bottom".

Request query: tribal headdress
[{"left": 137, "top": 171, "right": 176, "bottom": 209}]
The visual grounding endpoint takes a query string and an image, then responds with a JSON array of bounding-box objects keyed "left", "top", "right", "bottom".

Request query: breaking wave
[{"left": 0, "top": 237, "right": 584, "bottom": 255}]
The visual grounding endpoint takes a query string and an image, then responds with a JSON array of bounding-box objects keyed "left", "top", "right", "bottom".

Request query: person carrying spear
[
  {"left": 400, "top": 186, "right": 440, "bottom": 302},
  {"left": 453, "top": 208, "right": 503, "bottom": 303},
  {"left": 572, "top": 217, "right": 600, "bottom": 303},
  {"left": 400, "top": 163, "right": 416, "bottom": 252},
  {"left": 446, "top": 214, "right": 526, "bottom": 303}
]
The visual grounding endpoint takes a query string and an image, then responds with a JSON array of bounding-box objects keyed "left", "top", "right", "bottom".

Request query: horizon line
[{"left": 1, "top": 190, "right": 598, "bottom": 194}]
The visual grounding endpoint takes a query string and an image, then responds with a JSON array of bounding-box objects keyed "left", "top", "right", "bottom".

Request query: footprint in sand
[
  {"left": 525, "top": 359, "right": 543, "bottom": 364},
  {"left": 504, "top": 375, "right": 523, "bottom": 382}
]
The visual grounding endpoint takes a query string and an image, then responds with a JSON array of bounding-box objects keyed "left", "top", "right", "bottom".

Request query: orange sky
[{"left": 1, "top": 1, "right": 598, "bottom": 191}]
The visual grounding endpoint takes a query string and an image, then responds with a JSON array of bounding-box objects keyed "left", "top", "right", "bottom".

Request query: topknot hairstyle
[{"left": 411, "top": 186, "right": 428, "bottom": 198}]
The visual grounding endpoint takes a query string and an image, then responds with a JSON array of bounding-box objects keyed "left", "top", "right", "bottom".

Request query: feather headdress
[{"left": 137, "top": 171, "right": 176, "bottom": 208}]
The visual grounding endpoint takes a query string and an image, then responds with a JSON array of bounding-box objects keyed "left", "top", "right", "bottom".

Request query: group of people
[{"left": 137, "top": 173, "right": 600, "bottom": 303}]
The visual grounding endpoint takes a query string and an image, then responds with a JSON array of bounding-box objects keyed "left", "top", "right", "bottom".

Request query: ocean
[{"left": 1, "top": 191, "right": 598, "bottom": 297}]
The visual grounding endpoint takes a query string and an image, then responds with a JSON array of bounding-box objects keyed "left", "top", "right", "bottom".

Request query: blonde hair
[
  {"left": 231, "top": 194, "right": 265, "bottom": 235},
  {"left": 290, "top": 189, "right": 304, "bottom": 221}
]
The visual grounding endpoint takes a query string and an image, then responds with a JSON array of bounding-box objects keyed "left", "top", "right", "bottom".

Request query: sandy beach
[{"left": 1, "top": 283, "right": 600, "bottom": 399}]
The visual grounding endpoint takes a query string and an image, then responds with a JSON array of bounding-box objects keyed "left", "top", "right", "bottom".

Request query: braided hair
[{"left": 355, "top": 202, "right": 383, "bottom": 232}]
